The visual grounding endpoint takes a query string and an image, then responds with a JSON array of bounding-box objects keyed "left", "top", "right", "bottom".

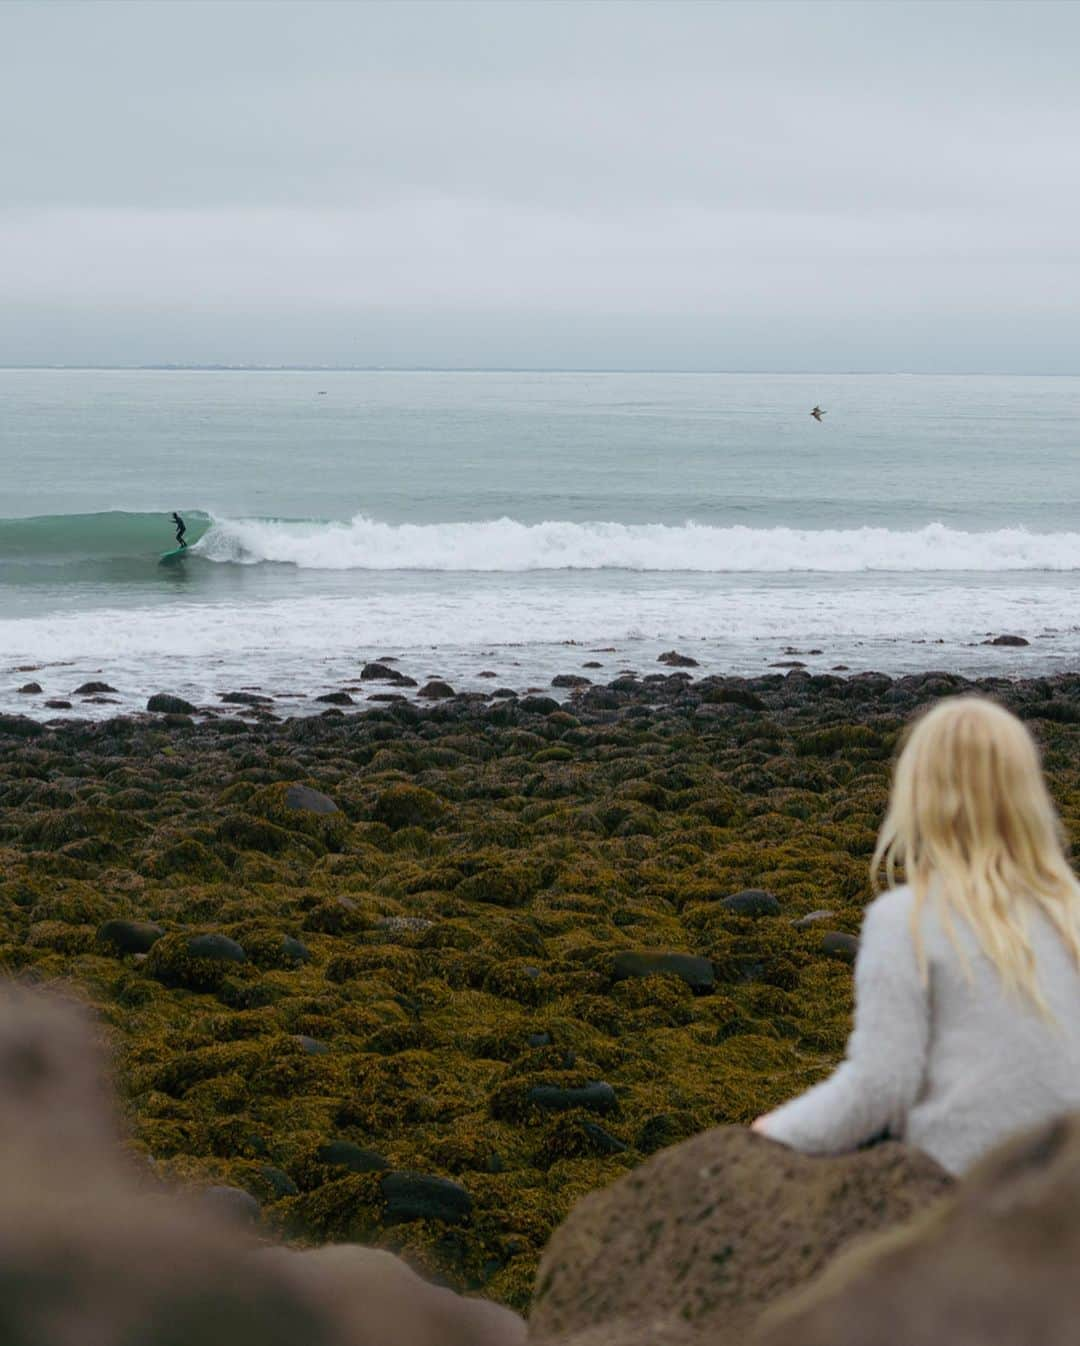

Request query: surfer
[
  {"left": 171, "top": 512, "right": 187, "bottom": 548},
  {"left": 810, "top": 406, "right": 826, "bottom": 422}
]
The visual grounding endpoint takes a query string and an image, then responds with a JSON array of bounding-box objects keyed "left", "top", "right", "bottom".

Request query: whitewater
[{"left": 3, "top": 368, "right": 1080, "bottom": 719}]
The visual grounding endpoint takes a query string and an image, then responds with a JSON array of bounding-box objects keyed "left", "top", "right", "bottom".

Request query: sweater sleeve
[{"left": 761, "top": 890, "right": 931, "bottom": 1155}]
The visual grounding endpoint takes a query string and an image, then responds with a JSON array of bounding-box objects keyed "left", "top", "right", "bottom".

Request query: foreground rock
[
  {"left": 755, "top": 1114, "right": 1080, "bottom": 1346},
  {"left": 529, "top": 1128, "right": 952, "bottom": 1346},
  {"left": 0, "top": 983, "right": 526, "bottom": 1346}
]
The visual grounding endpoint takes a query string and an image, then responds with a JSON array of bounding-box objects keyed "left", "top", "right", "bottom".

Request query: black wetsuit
[{"left": 172, "top": 513, "right": 187, "bottom": 548}]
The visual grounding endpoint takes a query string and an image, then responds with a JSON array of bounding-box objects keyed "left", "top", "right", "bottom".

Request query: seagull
[{"left": 810, "top": 406, "right": 826, "bottom": 422}]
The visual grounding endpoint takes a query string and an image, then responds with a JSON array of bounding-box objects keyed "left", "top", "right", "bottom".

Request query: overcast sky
[{"left": 2, "top": 0, "right": 1078, "bottom": 371}]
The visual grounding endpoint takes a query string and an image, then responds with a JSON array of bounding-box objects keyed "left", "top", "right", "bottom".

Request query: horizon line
[{"left": 2, "top": 364, "right": 1079, "bottom": 377}]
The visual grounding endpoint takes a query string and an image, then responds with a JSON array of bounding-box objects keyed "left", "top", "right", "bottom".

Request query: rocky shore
[{"left": 4, "top": 664, "right": 1080, "bottom": 1315}]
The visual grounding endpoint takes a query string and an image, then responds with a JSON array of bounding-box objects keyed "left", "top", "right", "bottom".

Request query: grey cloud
[{"left": 1, "top": 0, "right": 1078, "bottom": 369}]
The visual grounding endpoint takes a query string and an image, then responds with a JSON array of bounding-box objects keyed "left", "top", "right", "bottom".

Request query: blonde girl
[{"left": 753, "top": 695, "right": 1080, "bottom": 1174}]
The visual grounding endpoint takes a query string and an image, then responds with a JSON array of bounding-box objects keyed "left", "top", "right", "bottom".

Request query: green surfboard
[{"left": 159, "top": 546, "right": 190, "bottom": 565}]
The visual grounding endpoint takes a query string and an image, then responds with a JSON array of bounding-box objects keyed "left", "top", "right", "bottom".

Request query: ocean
[{"left": 3, "top": 368, "right": 1079, "bottom": 719}]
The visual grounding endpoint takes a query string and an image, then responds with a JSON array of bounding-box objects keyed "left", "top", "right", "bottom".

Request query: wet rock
[
  {"left": 819, "top": 931, "right": 859, "bottom": 962},
  {"left": 284, "top": 783, "right": 339, "bottom": 814},
  {"left": 293, "top": 1035, "right": 330, "bottom": 1055},
  {"left": 360, "top": 663, "right": 399, "bottom": 680},
  {"left": 74, "top": 681, "right": 118, "bottom": 694},
  {"left": 45, "top": 699, "right": 73, "bottom": 709},
  {"left": 528, "top": 1082, "right": 617, "bottom": 1114},
  {"left": 792, "top": 909, "right": 836, "bottom": 929},
  {"left": 418, "top": 679, "right": 455, "bottom": 699},
  {"left": 720, "top": 889, "right": 782, "bottom": 917},
  {"left": 146, "top": 693, "right": 197, "bottom": 714},
  {"left": 518, "top": 695, "right": 560, "bottom": 715},
  {"left": 97, "top": 919, "right": 165, "bottom": 956},
  {"left": 220, "top": 691, "right": 273, "bottom": 705},
  {"left": 380, "top": 1171, "right": 473, "bottom": 1224},
  {"left": 658, "top": 650, "right": 699, "bottom": 667},
  {"left": 984, "top": 634, "right": 1030, "bottom": 647},
  {"left": 756, "top": 1113, "right": 1080, "bottom": 1346},
  {"left": 552, "top": 674, "right": 591, "bottom": 688},
  {"left": 477, "top": 670, "right": 498, "bottom": 678},
  {"left": 317, "top": 1140, "right": 388, "bottom": 1173},
  {"left": 611, "top": 951, "right": 715, "bottom": 995},
  {"left": 530, "top": 1127, "right": 952, "bottom": 1346},
  {"left": 279, "top": 935, "right": 312, "bottom": 965},
  {"left": 0, "top": 713, "right": 45, "bottom": 736},
  {"left": 18, "top": 682, "right": 42, "bottom": 694},
  {"left": 315, "top": 691, "right": 353, "bottom": 705}
]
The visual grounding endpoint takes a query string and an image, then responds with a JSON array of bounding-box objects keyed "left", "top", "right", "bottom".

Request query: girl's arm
[{"left": 754, "top": 890, "right": 930, "bottom": 1155}]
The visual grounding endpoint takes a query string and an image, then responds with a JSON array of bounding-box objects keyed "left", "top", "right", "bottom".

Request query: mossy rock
[
  {"left": 371, "top": 785, "right": 448, "bottom": 830},
  {"left": 455, "top": 864, "right": 542, "bottom": 908},
  {"left": 145, "top": 931, "right": 249, "bottom": 990},
  {"left": 144, "top": 837, "right": 229, "bottom": 880}
]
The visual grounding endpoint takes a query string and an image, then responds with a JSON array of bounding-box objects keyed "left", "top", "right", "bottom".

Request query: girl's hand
[{"left": 750, "top": 1114, "right": 773, "bottom": 1135}]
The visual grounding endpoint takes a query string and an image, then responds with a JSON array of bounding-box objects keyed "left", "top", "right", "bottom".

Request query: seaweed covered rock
[
  {"left": 372, "top": 784, "right": 448, "bottom": 830},
  {"left": 97, "top": 919, "right": 165, "bottom": 956},
  {"left": 146, "top": 932, "right": 248, "bottom": 990},
  {"left": 530, "top": 1128, "right": 952, "bottom": 1346}
]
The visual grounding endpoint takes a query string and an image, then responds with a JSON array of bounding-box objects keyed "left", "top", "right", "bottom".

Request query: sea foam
[{"left": 194, "top": 515, "right": 1080, "bottom": 573}]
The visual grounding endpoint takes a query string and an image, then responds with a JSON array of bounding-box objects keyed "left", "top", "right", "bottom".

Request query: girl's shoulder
[{"left": 862, "top": 884, "right": 917, "bottom": 931}]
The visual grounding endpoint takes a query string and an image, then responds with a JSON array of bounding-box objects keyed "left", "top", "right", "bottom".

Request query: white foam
[{"left": 193, "top": 515, "right": 1080, "bottom": 573}]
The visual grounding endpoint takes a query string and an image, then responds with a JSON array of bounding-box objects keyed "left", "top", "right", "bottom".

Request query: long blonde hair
[{"left": 872, "top": 695, "right": 1080, "bottom": 1013}]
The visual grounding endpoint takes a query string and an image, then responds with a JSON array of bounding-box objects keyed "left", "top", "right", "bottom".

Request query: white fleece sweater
[{"left": 763, "top": 884, "right": 1080, "bottom": 1175}]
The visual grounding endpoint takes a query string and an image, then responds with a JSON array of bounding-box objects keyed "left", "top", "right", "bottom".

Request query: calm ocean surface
[{"left": 3, "top": 369, "right": 1080, "bottom": 718}]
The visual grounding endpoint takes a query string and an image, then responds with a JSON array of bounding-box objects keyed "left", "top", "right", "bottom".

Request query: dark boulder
[
  {"left": 316, "top": 1140, "right": 388, "bottom": 1173},
  {"left": 380, "top": 1171, "right": 473, "bottom": 1225},
  {"left": 97, "top": 920, "right": 165, "bottom": 956},
  {"left": 293, "top": 1035, "right": 330, "bottom": 1056},
  {"left": 284, "top": 783, "right": 339, "bottom": 815},
  {"left": 0, "top": 715, "right": 46, "bottom": 737},
  {"left": 18, "top": 682, "right": 42, "bottom": 694},
  {"left": 418, "top": 680, "right": 455, "bottom": 699},
  {"left": 74, "top": 681, "right": 117, "bottom": 694},
  {"left": 721, "top": 889, "right": 782, "bottom": 918},
  {"left": 658, "top": 650, "right": 699, "bottom": 667},
  {"left": 279, "top": 935, "right": 312, "bottom": 964},
  {"left": 314, "top": 691, "right": 353, "bottom": 705},
  {"left": 528, "top": 1082, "right": 617, "bottom": 1114},
  {"left": 220, "top": 691, "right": 273, "bottom": 705},
  {"left": 551, "top": 674, "right": 591, "bottom": 688},
  {"left": 611, "top": 950, "right": 715, "bottom": 995},
  {"left": 518, "top": 695, "right": 560, "bottom": 716},
  {"left": 146, "top": 693, "right": 196, "bottom": 715},
  {"left": 820, "top": 931, "right": 859, "bottom": 963},
  {"left": 984, "top": 634, "right": 1030, "bottom": 647},
  {"left": 360, "top": 662, "right": 398, "bottom": 680}
]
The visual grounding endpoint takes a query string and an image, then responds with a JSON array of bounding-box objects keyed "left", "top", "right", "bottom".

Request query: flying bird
[{"left": 810, "top": 406, "right": 826, "bottom": 422}]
